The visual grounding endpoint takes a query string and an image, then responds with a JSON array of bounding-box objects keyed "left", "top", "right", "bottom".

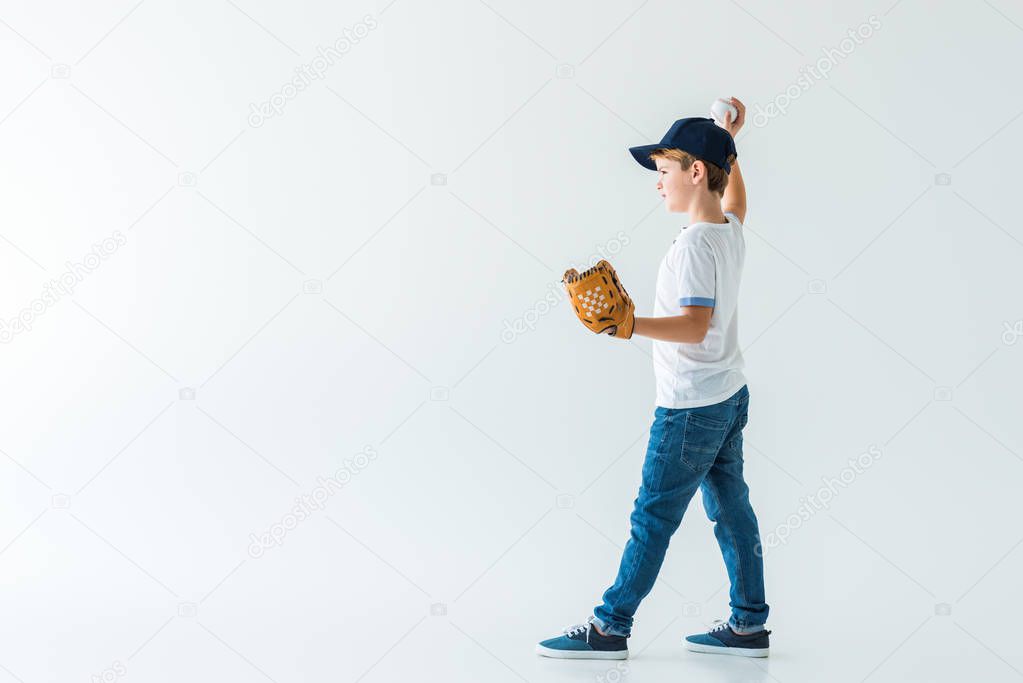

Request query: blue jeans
[{"left": 592, "top": 385, "right": 768, "bottom": 636}]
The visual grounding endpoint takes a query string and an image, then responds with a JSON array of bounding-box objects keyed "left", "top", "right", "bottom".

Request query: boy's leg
[
  {"left": 592, "top": 401, "right": 734, "bottom": 637},
  {"left": 698, "top": 389, "right": 769, "bottom": 632}
]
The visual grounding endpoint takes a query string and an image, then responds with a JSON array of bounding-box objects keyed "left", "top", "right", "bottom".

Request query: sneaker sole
[
  {"left": 535, "top": 644, "right": 628, "bottom": 660},
  {"left": 684, "top": 641, "right": 769, "bottom": 658}
]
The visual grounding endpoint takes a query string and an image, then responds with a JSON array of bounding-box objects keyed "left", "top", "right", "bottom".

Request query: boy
[{"left": 537, "top": 98, "right": 771, "bottom": 660}]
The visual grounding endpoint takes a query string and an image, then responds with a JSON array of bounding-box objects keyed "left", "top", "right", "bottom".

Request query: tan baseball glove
[{"left": 562, "top": 260, "right": 635, "bottom": 339}]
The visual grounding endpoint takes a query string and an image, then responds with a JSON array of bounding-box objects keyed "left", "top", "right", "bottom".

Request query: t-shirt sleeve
[{"left": 676, "top": 246, "right": 717, "bottom": 308}]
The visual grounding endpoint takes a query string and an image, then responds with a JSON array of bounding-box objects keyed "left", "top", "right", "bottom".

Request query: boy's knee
[{"left": 634, "top": 500, "right": 683, "bottom": 531}]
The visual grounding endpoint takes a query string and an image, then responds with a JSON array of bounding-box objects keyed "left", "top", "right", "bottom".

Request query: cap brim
[{"left": 628, "top": 144, "right": 663, "bottom": 171}]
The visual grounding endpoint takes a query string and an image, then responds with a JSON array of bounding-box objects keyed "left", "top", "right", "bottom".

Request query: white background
[{"left": 1, "top": 1, "right": 1022, "bottom": 681}]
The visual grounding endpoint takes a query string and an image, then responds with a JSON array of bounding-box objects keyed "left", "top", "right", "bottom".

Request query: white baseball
[{"left": 710, "top": 98, "right": 738, "bottom": 125}]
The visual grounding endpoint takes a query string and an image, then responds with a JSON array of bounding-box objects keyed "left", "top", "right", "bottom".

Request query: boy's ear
[{"left": 690, "top": 160, "right": 708, "bottom": 184}]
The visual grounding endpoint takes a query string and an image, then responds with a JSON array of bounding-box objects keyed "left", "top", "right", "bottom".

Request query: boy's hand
[
  {"left": 717, "top": 97, "right": 745, "bottom": 137},
  {"left": 563, "top": 260, "right": 635, "bottom": 339}
]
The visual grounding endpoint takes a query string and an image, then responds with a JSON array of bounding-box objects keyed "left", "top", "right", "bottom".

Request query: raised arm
[
  {"left": 718, "top": 97, "right": 747, "bottom": 224},
  {"left": 722, "top": 159, "right": 746, "bottom": 224}
]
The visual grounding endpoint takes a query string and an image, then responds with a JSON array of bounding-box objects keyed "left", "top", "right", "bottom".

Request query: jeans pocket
[{"left": 680, "top": 412, "right": 730, "bottom": 472}]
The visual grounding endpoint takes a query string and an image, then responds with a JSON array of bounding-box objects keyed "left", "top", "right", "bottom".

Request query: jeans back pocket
[{"left": 680, "top": 412, "right": 730, "bottom": 472}]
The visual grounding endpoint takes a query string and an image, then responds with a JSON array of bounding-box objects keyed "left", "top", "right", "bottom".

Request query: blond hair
[{"left": 648, "top": 148, "right": 736, "bottom": 196}]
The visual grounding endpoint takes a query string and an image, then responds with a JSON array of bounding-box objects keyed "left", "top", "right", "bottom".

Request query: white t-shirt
[{"left": 652, "top": 211, "right": 747, "bottom": 408}]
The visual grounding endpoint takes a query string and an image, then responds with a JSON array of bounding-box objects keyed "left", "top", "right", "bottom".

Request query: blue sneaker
[
  {"left": 684, "top": 619, "right": 771, "bottom": 657},
  {"left": 536, "top": 619, "right": 629, "bottom": 659}
]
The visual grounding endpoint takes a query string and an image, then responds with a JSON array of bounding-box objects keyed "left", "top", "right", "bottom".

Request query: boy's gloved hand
[{"left": 562, "top": 260, "right": 635, "bottom": 339}]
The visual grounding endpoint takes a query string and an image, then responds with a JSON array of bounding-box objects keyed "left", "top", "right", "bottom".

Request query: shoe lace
[
  {"left": 709, "top": 619, "right": 730, "bottom": 633},
  {"left": 563, "top": 623, "right": 590, "bottom": 639}
]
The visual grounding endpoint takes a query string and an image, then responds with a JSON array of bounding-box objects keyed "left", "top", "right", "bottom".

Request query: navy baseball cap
[{"left": 629, "top": 117, "right": 737, "bottom": 174}]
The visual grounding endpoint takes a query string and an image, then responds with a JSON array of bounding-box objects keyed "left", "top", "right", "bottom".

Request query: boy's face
[{"left": 655, "top": 157, "right": 691, "bottom": 213}]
